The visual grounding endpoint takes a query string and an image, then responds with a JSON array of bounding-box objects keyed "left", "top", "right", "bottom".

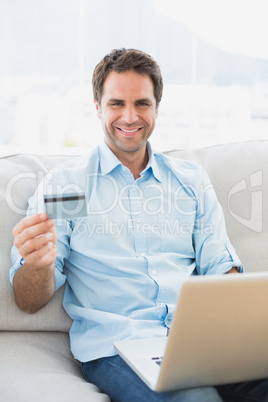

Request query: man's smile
[{"left": 116, "top": 127, "right": 143, "bottom": 134}]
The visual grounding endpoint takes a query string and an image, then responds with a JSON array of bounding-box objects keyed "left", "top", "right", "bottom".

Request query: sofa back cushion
[
  {"left": 1, "top": 154, "right": 74, "bottom": 331},
  {"left": 1, "top": 141, "right": 267, "bottom": 331},
  {"left": 166, "top": 140, "right": 268, "bottom": 274}
]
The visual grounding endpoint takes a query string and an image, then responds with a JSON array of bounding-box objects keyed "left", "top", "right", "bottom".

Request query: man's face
[{"left": 95, "top": 70, "right": 158, "bottom": 158}]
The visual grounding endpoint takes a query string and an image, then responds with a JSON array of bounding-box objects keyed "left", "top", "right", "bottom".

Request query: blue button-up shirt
[{"left": 10, "top": 141, "right": 242, "bottom": 362}]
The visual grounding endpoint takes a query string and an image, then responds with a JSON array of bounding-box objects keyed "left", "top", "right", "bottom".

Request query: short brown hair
[{"left": 92, "top": 48, "right": 163, "bottom": 108}]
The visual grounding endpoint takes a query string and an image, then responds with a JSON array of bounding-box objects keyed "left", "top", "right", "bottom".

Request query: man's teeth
[{"left": 120, "top": 128, "right": 140, "bottom": 133}]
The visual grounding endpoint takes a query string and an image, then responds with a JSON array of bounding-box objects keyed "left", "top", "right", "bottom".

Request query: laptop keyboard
[{"left": 151, "top": 356, "right": 163, "bottom": 366}]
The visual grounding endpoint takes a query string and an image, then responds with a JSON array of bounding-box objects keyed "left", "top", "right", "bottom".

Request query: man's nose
[{"left": 122, "top": 105, "right": 138, "bottom": 124}]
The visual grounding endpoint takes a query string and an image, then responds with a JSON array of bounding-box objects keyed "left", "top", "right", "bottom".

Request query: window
[{"left": 1, "top": 0, "right": 268, "bottom": 155}]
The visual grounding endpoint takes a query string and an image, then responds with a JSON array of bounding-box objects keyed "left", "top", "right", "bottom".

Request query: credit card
[{"left": 44, "top": 192, "right": 87, "bottom": 219}]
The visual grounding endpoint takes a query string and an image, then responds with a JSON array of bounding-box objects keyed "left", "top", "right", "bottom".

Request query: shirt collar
[
  {"left": 98, "top": 140, "right": 163, "bottom": 183},
  {"left": 144, "top": 142, "right": 163, "bottom": 183},
  {"left": 98, "top": 140, "right": 122, "bottom": 175}
]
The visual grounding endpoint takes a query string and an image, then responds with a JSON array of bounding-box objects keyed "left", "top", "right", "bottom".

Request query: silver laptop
[{"left": 114, "top": 272, "right": 268, "bottom": 392}]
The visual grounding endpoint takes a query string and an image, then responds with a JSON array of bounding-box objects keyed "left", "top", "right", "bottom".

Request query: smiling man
[
  {"left": 96, "top": 70, "right": 157, "bottom": 149},
  {"left": 94, "top": 59, "right": 159, "bottom": 179},
  {"left": 10, "top": 49, "right": 268, "bottom": 401}
]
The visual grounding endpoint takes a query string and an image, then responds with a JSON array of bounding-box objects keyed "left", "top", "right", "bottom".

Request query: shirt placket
[
  {"left": 124, "top": 172, "right": 170, "bottom": 329},
  {"left": 128, "top": 182, "right": 148, "bottom": 256}
]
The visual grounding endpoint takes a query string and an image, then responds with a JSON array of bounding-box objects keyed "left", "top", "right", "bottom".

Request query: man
[{"left": 10, "top": 48, "right": 268, "bottom": 401}]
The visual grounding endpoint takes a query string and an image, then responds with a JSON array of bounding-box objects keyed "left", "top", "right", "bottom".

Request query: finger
[
  {"left": 14, "top": 219, "right": 54, "bottom": 249},
  {"left": 20, "top": 232, "right": 54, "bottom": 257},
  {"left": 24, "top": 243, "right": 56, "bottom": 268},
  {"left": 13, "top": 213, "right": 48, "bottom": 237}
]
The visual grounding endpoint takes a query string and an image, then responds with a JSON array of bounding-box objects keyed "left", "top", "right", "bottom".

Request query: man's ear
[{"left": 94, "top": 100, "right": 101, "bottom": 120}]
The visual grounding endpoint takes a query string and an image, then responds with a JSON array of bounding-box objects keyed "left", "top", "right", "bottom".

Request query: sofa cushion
[
  {"left": 0, "top": 331, "right": 110, "bottom": 402},
  {"left": 0, "top": 154, "right": 74, "bottom": 331},
  {"left": 166, "top": 140, "right": 268, "bottom": 273}
]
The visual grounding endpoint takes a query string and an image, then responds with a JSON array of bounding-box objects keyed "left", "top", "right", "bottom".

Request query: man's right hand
[
  {"left": 12, "top": 213, "right": 57, "bottom": 313},
  {"left": 13, "top": 213, "right": 57, "bottom": 269}
]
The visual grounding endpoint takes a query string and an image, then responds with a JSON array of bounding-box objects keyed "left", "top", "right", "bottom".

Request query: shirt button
[
  {"left": 141, "top": 252, "right": 146, "bottom": 257},
  {"left": 131, "top": 186, "right": 136, "bottom": 192},
  {"left": 152, "top": 270, "right": 157, "bottom": 276}
]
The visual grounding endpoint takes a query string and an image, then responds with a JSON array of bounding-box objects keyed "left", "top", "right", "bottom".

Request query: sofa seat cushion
[{"left": 0, "top": 331, "right": 110, "bottom": 402}]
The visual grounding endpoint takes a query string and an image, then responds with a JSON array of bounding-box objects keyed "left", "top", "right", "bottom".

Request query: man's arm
[
  {"left": 12, "top": 213, "right": 57, "bottom": 314},
  {"left": 226, "top": 267, "right": 240, "bottom": 274}
]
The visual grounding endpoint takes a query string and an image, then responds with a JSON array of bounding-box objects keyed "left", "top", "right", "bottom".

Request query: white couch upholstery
[{"left": 1, "top": 141, "right": 268, "bottom": 401}]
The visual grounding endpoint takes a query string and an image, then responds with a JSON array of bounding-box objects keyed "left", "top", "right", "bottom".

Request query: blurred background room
[{"left": 1, "top": 0, "right": 268, "bottom": 155}]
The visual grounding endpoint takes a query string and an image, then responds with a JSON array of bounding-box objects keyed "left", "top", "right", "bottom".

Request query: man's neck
[
  {"left": 118, "top": 150, "right": 149, "bottom": 180},
  {"left": 105, "top": 140, "right": 149, "bottom": 180}
]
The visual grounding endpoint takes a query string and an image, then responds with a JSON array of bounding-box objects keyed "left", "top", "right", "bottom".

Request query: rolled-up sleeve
[
  {"left": 10, "top": 247, "right": 67, "bottom": 291},
  {"left": 193, "top": 168, "right": 243, "bottom": 275}
]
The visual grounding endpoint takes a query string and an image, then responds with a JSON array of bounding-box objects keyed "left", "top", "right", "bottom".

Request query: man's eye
[
  {"left": 111, "top": 102, "right": 123, "bottom": 107},
  {"left": 137, "top": 102, "right": 149, "bottom": 107}
]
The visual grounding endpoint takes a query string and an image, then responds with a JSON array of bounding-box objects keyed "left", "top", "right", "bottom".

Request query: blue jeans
[{"left": 82, "top": 355, "right": 268, "bottom": 401}]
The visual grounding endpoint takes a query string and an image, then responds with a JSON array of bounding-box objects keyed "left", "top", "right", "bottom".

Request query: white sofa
[{"left": 1, "top": 140, "right": 268, "bottom": 401}]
